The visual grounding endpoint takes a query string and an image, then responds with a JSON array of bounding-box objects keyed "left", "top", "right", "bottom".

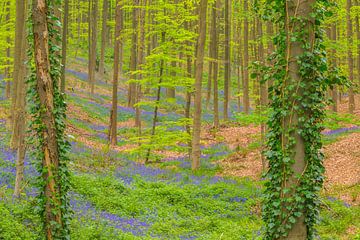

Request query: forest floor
[{"left": 0, "top": 58, "right": 359, "bottom": 239}]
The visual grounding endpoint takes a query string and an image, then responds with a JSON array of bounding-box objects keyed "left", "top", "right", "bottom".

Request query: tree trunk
[
  {"left": 280, "top": 0, "right": 316, "bottom": 238},
  {"left": 243, "top": 0, "right": 250, "bottom": 114},
  {"left": 99, "top": 0, "right": 109, "bottom": 79},
  {"left": 32, "top": 0, "right": 63, "bottom": 237},
  {"left": 211, "top": 0, "right": 220, "bottom": 128},
  {"left": 89, "top": 0, "right": 98, "bottom": 95},
  {"left": 128, "top": 0, "right": 138, "bottom": 108},
  {"left": 60, "top": 0, "right": 69, "bottom": 93},
  {"left": 191, "top": 0, "right": 208, "bottom": 170},
  {"left": 347, "top": 0, "right": 355, "bottom": 113},
  {"left": 5, "top": 0, "right": 11, "bottom": 100},
  {"left": 331, "top": 23, "right": 338, "bottom": 112},
  {"left": 355, "top": 0, "right": 360, "bottom": 86},
  {"left": 224, "top": 0, "right": 231, "bottom": 120},
  {"left": 110, "top": 0, "right": 122, "bottom": 146},
  {"left": 12, "top": 0, "right": 28, "bottom": 197}
]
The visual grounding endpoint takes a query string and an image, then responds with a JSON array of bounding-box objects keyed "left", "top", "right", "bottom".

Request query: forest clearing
[{"left": 0, "top": 0, "right": 360, "bottom": 239}]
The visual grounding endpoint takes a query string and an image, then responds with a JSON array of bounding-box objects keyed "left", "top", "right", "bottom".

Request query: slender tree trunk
[
  {"left": 331, "top": 23, "right": 338, "bottom": 112},
  {"left": 347, "top": 0, "right": 355, "bottom": 113},
  {"left": 135, "top": 0, "right": 147, "bottom": 134},
  {"left": 60, "top": 0, "right": 69, "bottom": 93},
  {"left": 145, "top": 32, "right": 166, "bottom": 163},
  {"left": 12, "top": 0, "right": 28, "bottom": 197},
  {"left": 257, "top": 16, "right": 267, "bottom": 171},
  {"left": 128, "top": 0, "right": 138, "bottom": 108},
  {"left": 211, "top": 0, "right": 220, "bottom": 128},
  {"left": 89, "top": 0, "right": 98, "bottom": 94},
  {"left": 99, "top": 0, "right": 109, "bottom": 79},
  {"left": 224, "top": 0, "right": 231, "bottom": 120},
  {"left": 356, "top": 0, "right": 360, "bottom": 86},
  {"left": 32, "top": 0, "right": 63, "bottom": 237},
  {"left": 110, "top": 0, "right": 122, "bottom": 146},
  {"left": 191, "top": 0, "right": 208, "bottom": 170},
  {"left": 243, "top": 0, "right": 250, "bottom": 114},
  {"left": 5, "top": 0, "right": 11, "bottom": 99}
]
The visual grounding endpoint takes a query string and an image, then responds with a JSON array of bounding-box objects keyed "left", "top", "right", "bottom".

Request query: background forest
[{"left": 0, "top": 0, "right": 360, "bottom": 239}]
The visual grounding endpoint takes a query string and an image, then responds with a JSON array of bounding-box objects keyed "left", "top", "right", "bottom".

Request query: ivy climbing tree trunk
[
  {"left": 31, "top": 0, "right": 70, "bottom": 238},
  {"left": 191, "top": 0, "right": 208, "bottom": 170},
  {"left": 264, "top": 0, "right": 327, "bottom": 239}
]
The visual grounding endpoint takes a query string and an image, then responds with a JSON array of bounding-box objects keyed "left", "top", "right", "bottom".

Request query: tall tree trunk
[
  {"left": 12, "top": 0, "right": 28, "bottom": 197},
  {"left": 347, "top": 0, "right": 355, "bottom": 113},
  {"left": 99, "top": 0, "right": 109, "bottom": 79},
  {"left": 243, "top": 0, "right": 250, "bottom": 114},
  {"left": 211, "top": 0, "right": 219, "bottom": 128},
  {"left": 110, "top": 0, "right": 122, "bottom": 146},
  {"left": 191, "top": 0, "right": 208, "bottom": 170},
  {"left": 128, "top": 0, "right": 138, "bottom": 108},
  {"left": 61, "top": 0, "right": 69, "bottom": 93},
  {"left": 135, "top": 0, "right": 147, "bottom": 134},
  {"left": 89, "top": 0, "right": 98, "bottom": 95},
  {"left": 224, "top": 0, "right": 231, "bottom": 120},
  {"left": 281, "top": 0, "right": 315, "bottom": 238},
  {"left": 32, "top": 0, "right": 63, "bottom": 237}
]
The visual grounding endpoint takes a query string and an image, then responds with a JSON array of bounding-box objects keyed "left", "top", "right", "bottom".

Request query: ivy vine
[
  {"left": 27, "top": 0, "right": 71, "bottom": 238},
  {"left": 262, "top": 0, "right": 342, "bottom": 239}
]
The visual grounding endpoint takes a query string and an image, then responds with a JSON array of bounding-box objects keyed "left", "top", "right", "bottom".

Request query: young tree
[{"left": 191, "top": 0, "right": 208, "bottom": 170}]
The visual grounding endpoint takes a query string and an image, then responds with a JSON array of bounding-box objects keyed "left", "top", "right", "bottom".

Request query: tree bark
[{"left": 191, "top": 0, "right": 208, "bottom": 170}]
